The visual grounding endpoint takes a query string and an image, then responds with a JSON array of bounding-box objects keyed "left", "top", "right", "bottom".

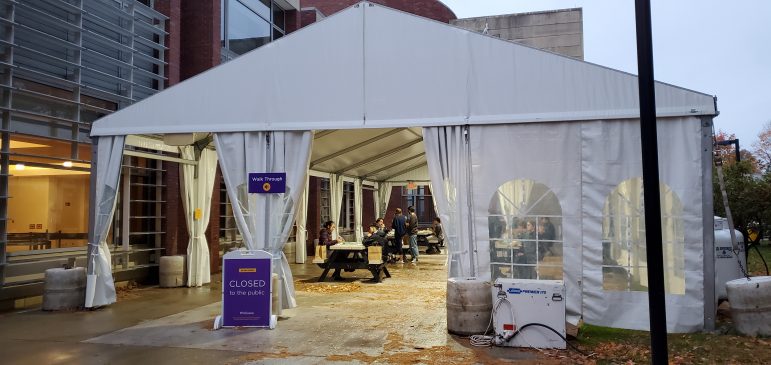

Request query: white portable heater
[{"left": 492, "top": 278, "right": 566, "bottom": 349}]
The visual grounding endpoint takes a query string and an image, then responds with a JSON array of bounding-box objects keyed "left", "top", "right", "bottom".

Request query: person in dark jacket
[
  {"left": 319, "top": 220, "right": 344, "bottom": 280},
  {"left": 514, "top": 220, "right": 537, "bottom": 279},
  {"left": 391, "top": 208, "right": 407, "bottom": 263},
  {"left": 406, "top": 206, "right": 420, "bottom": 263},
  {"left": 428, "top": 217, "right": 444, "bottom": 254},
  {"left": 363, "top": 224, "right": 387, "bottom": 247}
]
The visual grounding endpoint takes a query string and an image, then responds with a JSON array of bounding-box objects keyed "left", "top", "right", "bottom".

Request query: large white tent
[{"left": 86, "top": 2, "right": 718, "bottom": 332}]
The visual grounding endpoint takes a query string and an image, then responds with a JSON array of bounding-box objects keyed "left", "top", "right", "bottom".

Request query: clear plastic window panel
[
  {"left": 601, "top": 178, "right": 686, "bottom": 294},
  {"left": 488, "top": 179, "right": 564, "bottom": 281}
]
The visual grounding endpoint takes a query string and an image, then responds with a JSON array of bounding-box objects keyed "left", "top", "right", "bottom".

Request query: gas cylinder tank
[{"left": 714, "top": 216, "right": 746, "bottom": 300}]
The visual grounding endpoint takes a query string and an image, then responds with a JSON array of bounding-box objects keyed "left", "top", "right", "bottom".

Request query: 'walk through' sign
[{"left": 248, "top": 173, "right": 286, "bottom": 193}]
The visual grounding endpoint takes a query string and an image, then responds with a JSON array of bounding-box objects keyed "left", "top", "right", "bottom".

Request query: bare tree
[{"left": 753, "top": 121, "right": 771, "bottom": 173}]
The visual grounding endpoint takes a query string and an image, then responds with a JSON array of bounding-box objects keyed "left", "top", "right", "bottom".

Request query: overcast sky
[{"left": 441, "top": 0, "right": 771, "bottom": 146}]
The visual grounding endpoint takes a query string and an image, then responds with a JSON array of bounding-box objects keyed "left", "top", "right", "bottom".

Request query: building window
[
  {"left": 113, "top": 154, "right": 167, "bottom": 249},
  {"left": 226, "top": 0, "right": 271, "bottom": 55},
  {"left": 488, "top": 179, "right": 563, "bottom": 281},
  {"left": 339, "top": 182, "right": 355, "bottom": 233},
  {"left": 601, "top": 178, "right": 685, "bottom": 294},
  {"left": 5, "top": 135, "right": 91, "bottom": 253},
  {"left": 401, "top": 185, "right": 435, "bottom": 227},
  {"left": 320, "top": 178, "right": 330, "bottom": 225},
  {"left": 272, "top": 1, "right": 285, "bottom": 30},
  {"left": 221, "top": 0, "right": 286, "bottom": 59},
  {"left": 219, "top": 178, "right": 242, "bottom": 250}
]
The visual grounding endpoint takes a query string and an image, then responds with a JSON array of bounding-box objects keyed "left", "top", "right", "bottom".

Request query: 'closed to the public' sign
[{"left": 221, "top": 250, "right": 274, "bottom": 328}]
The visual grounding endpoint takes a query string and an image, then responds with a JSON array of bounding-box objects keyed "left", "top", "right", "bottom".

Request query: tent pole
[
  {"left": 701, "top": 116, "right": 716, "bottom": 331},
  {"left": 634, "top": 0, "right": 668, "bottom": 363},
  {"left": 464, "top": 126, "right": 476, "bottom": 277}
]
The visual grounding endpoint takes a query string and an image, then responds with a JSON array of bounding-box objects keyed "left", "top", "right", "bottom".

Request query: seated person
[
  {"left": 319, "top": 220, "right": 345, "bottom": 280},
  {"left": 375, "top": 217, "right": 388, "bottom": 234},
  {"left": 363, "top": 224, "right": 387, "bottom": 247},
  {"left": 427, "top": 217, "right": 444, "bottom": 254},
  {"left": 363, "top": 224, "right": 388, "bottom": 263}
]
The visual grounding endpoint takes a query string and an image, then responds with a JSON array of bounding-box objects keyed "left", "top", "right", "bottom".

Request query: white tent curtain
[
  {"left": 423, "top": 126, "right": 475, "bottom": 278},
  {"left": 581, "top": 117, "right": 704, "bottom": 332},
  {"left": 377, "top": 182, "right": 393, "bottom": 218},
  {"left": 85, "top": 135, "right": 125, "bottom": 308},
  {"left": 179, "top": 146, "right": 218, "bottom": 287},
  {"left": 469, "top": 122, "right": 583, "bottom": 325},
  {"left": 354, "top": 178, "right": 363, "bottom": 242},
  {"left": 214, "top": 131, "right": 313, "bottom": 309},
  {"left": 294, "top": 177, "right": 309, "bottom": 263},
  {"left": 329, "top": 174, "right": 344, "bottom": 239}
]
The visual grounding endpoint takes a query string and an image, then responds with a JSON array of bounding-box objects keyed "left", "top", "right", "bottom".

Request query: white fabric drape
[
  {"left": 294, "top": 177, "right": 309, "bottom": 263},
  {"left": 85, "top": 135, "right": 125, "bottom": 308},
  {"left": 180, "top": 146, "right": 218, "bottom": 287},
  {"left": 354, "top": 178, "right": 363, "bottom": 242},
  {"left": 329, "top": 174, "right": 344, "bottom": 239},
  {"left": 214, "top": 131, "right": 312, "bottom": 309},
  {"left": 423, "top": 126, "right": 475, "bottom": 278},
  {"left": 377, "top": 182, "right": 393, "bottom": 218}
]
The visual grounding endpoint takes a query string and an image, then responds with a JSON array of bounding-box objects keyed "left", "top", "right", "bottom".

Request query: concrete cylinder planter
[
  {"left": 43, "top": 267, "right": 86, "bottom": 311},
  {"left": 726, "top": 276, "right": 771, "bottom": 336},
  {"left": 446, "top": 277, "right": 492, "bottom": 336},
  {"left": 159, "top": 255, "right": 186, "bottom": 288},
  {"left": 272, "top": 273, "right": 282, "bottom": 316}
]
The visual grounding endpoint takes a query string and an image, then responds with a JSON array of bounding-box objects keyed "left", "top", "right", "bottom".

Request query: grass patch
[
  {"left": 747, "top": 241, "right": 771, "bottom": 276},
  {"left": 561, "top": 244, "right": 771, "bottom": 363},
  {"left": 572, "top": 324, "right": 771, "bottom": 364}
]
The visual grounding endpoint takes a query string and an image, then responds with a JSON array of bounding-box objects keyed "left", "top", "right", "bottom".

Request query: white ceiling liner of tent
[
  {"left": 90, "top": 2, "right": 715, "bottom": 137},
  {"left": 87, "top": 2, "right": 720, "bottom": 333}
]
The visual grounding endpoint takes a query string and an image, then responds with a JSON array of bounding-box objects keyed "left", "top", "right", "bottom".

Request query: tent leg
[
  {"left": 86, "top": 137, "right": 99, "bottom": 277},
  {"left": 701, "top": 116, "right": 716, "bottom": 331},
  {"left": 85, "top": 137, "right": 99, "bottom": 307}
]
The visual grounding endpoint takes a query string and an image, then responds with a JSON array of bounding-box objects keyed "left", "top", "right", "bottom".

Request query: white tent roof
[{"left": 91, "top": 1, "right": 716, "bottom": 137}]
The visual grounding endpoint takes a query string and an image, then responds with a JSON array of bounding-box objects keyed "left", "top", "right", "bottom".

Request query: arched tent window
[
  {"left": 488, "top": 179, "right": 563, "bottom": 281},
  {"left": 602, "top": 178, "right": 685, "bottom": 294}
]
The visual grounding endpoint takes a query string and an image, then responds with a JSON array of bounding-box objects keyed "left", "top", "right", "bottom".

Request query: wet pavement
[{"left": 0, "top": 252, "right": 550, "bottom": 364}]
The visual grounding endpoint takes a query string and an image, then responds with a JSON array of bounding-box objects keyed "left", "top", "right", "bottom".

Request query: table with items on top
[{"left": 315, "top": 242, "right": 390, "bottom": 283}]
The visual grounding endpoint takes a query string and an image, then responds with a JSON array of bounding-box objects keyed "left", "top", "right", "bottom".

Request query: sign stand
[{"left": 213, "top": 250, "right": 276, "bottom": 330}]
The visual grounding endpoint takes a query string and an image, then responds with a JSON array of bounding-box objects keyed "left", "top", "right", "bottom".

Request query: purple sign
[
  {"left": 248, "top": 173, "right": 286, "bottom": 194},
  {"left": 222, "top": 251, "right": 272, "bottom": 327}
]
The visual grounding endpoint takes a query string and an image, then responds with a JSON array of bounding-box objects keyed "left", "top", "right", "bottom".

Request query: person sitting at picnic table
[
  {"left": 427, "top": 217, "right": 444, "bottom": 254},
  {"left": 363, "top": 224, "right": 387, "bottom": 247},
  {"left": 319, "top": 220, "right": 345, "bottom": 280}
]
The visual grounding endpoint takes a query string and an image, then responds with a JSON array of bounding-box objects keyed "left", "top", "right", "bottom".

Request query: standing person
[
  {"left": 538, "top": 217, "right": 556, "bottom": 260},
  {"left": 407, "top": 206, "right": 420, "bottom": 263},
  {"left": 391, "top": 208, "right": 407, "bottom": 263},
  {"left": 319, "top": 220, "right": 344, "bottom": 280},
  {"left": 514, "top": 220, "right": 537, "bottom": 279}
]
